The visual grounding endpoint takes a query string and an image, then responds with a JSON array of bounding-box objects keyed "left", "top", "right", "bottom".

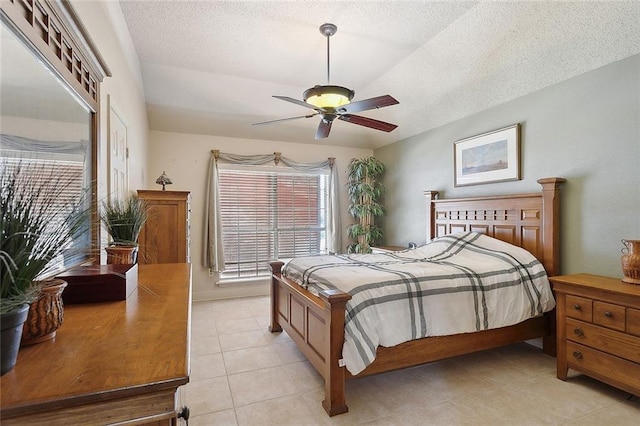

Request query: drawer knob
[
  {"left": 604, "top": 311, "right": 613, "bottom": 318},
  {"left": 573, "top": 328, "right": 584, "bottom": 337},
  {"left": 573, "top": 351, "right": 583, "bottom": 360},
  {"left": 573, "top": 304, "right": 581, "bottom": 310}
]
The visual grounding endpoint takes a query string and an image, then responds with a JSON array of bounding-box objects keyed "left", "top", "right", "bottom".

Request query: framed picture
[{"left": 454, "top": 124, "right": 520, "bottom": 187}]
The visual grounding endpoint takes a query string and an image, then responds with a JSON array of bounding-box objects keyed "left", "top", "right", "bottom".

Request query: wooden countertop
[
  {"left": 0, "top": 263, "right": 192, "bottom": 420},
  {"left": 550, "top": 273, "right": 640, "bottom": 297}
]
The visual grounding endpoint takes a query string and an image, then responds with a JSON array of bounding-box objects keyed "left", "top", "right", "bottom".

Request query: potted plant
[
  {"left": 346, "top": 157, "right": 385, "bottom": 253},
  {"left": 1, "top": 162, "right": 90, "bottom": 373},
  {"left": 100, "top": 196, "right": 149, "bottom": 264}
]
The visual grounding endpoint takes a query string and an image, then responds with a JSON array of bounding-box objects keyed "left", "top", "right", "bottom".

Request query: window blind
[
  {"left": 218, "top": 167, "right": 329, "bottom": 279},
  {"left": 1, "top": 156, "right": 89, "bottom": 276}
]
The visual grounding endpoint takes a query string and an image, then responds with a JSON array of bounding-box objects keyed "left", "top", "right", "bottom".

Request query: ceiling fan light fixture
[
  {"left": 303, "top": 85, "right": 354, "bottom": 109},
  {"left": 255, "top": 23, "right": 397, "bottom": 139}
]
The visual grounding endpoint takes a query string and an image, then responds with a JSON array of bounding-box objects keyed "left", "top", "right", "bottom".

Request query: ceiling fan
[{"left": 254, "top": 23, "right": 399, "bottom": 140}]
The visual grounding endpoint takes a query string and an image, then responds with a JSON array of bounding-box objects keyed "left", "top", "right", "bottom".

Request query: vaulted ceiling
[{"left": 119, "top": 1, "right": 640, "bottom": 149}]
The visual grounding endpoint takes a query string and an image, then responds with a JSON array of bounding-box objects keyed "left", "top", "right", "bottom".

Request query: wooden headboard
[{"left": 424, "top": 178, "right": 565, "bottom": 276}]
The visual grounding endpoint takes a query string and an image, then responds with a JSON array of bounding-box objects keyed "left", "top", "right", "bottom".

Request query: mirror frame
[{"left": 1, "top": 0, "right": 111, "bottom": 260}]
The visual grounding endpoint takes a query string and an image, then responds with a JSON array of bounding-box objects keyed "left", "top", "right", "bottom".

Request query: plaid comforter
[{"left": 282, "top": 232, "right": 556, "bottom": 375}]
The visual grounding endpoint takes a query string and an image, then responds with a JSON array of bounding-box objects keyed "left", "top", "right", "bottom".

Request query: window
[
  {"left": 218, "top": 165, "right": 329, "bottom": 279},
  {"left": 0, "top": 153, "right": 90, "bottom": 276}
]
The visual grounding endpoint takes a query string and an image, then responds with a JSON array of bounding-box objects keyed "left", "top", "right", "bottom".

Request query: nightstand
[{"left": 550, "top": 274, "right": 640, "bottom": 396}]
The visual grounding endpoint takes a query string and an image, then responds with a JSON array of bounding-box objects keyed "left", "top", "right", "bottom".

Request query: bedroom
[{"left": 1, "top": 0, "right": 639, "bottom": 425}]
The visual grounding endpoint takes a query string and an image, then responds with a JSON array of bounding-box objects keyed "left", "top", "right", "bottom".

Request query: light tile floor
[{"left": 182, "top": 296, "right": 639, "bottom": 425}]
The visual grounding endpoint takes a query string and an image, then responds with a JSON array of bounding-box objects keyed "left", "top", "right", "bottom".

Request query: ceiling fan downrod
[{"left": 319, "top": 23, "right": 337, "bottom": 84}]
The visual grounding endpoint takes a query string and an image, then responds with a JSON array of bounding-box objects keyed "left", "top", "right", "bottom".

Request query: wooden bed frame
[{"left": 269, "top": 177, "right": 565, "bottom": 416}]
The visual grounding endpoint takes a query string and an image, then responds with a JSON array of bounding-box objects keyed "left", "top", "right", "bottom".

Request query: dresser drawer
[
  {"left": 628, "top": 308, "right": 640, "bottom": 337},
  {"left": 566, "top": 341, "right": 640, "bottom": 395},
  {"left": 566, "top": 318, "right": 640, "bottom": 362},
  {"left": 565, "top": 295, "right": 592, "bottom": 322},
  {"left": 593, "top": 301, "right": 626, "bottom": 332}
]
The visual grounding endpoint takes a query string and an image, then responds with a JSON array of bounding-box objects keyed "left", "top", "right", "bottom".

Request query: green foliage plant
[
  {"left": 1, "top": 161, "right": 90, "bottom": 314},
  {"left": 100, "top": 196, "right": 149, "bottom": 247},
  {"left": 346, "top": 157, "right": 385, "bottom": 253}
]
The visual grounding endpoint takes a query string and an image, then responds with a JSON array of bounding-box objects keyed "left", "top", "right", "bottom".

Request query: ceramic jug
[{"left": 621, "top": 239, "right": 640, "bottom": 284}]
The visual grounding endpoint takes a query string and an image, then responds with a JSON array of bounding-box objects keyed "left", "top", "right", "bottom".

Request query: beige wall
[
  {"left": 72, "top": 1, "right": 149, "bottom": 200},
  {"left": 72, "top": 1, "right": 149, "bottom": 260},
  {"left": 1, "top": 117, "right": 88, "bottom": 142},
  {"left": 146, "top": 131, "right": 372, "bottom": 300}
]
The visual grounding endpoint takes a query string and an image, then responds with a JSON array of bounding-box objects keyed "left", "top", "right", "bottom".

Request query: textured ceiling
[{"left": 119, "top": 0, "right": 640, "bottom": 149}]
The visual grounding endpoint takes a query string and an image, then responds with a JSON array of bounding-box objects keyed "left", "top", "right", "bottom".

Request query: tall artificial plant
[{"left": 346, "top": 157, "right": 385, "bottom": 253}]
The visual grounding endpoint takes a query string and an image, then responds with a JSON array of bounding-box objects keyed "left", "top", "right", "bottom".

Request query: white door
[{"left": 108, "top": 96, "right": 128, "bottom": 202}]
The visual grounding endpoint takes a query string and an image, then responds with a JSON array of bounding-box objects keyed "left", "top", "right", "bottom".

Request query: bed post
[
  {"left": 318, "top": 289, "right": 351, "bottom": 416},
  {"left": 537, "top": 178, "right": 565, "bottom": 277},
  {"left": 269, "top": 261, "right": 284, "bottom": 333},
  {"left": 424, "top": 190, "right": 439, "bottom": 241},
  {"left": 537, "top": 177, "right": 565, "bottom": 357}
]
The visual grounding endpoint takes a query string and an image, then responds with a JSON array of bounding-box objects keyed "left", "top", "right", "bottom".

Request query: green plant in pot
[
  {"left": 346, "top": 157, "right": 385, "bottom": 254},
  {"left": 100, "top": 196, "right": 149, "bottom": 264},
  {"left": 1, "top": 162, "right": 90, "bottom": 374}
]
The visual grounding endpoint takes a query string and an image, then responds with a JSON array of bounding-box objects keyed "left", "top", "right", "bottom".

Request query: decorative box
[{"left": 57, "top": 264, "right": 138, "bottom": 304}]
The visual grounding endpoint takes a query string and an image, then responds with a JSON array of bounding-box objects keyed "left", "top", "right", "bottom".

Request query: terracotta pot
[
  {"left": 1, "top": 304, "right": 29, "bottom": 375},
  {"left": 105, "top": 245, "right": 138, "bottom": 264},
  {"left": 21, "top": 278, "right": 68, "bottom": 345},
  {"left": 621, "top": 239, "right": 640, "bottom": 284}
]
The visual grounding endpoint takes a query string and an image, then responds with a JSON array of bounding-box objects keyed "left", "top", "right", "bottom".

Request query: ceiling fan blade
[
  {"left": 338, "top": 114, "right": 398, "bottom": 132},
  {"left": 315, "top": 119, "right": 332, "bottom": 139},
  {"left": 273, "top": 95, "right": 323, "bottom": 112},
  {"left": 253, "top": 113, "right": 318, "bottom": 126},
  {"left": 336, "top": 95, "right": 398, "bottom": 114}
]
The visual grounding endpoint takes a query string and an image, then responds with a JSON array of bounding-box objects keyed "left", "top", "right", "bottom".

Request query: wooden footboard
[{"left": 269, "top": 261, "right": 351, "bottom": 416}]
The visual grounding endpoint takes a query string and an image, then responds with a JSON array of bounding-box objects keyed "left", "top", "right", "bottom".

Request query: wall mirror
[{"left": 1, "top": 14, "right": 95, "bottom": 269}]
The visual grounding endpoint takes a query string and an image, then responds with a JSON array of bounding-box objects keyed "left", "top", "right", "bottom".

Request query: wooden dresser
[
  {"left": 137, "top": 190, "right": 191, "bottom": 264},
  {"left": 551, "top": 274, "right": 640, "bottom": 396},
  {"left": 0, "top": 264, "right": 192, "bottom": 425}
]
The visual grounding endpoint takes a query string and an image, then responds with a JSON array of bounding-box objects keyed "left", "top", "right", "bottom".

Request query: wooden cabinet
[
  {"left": 551, "top": 274, "right": 640, "bottom": 396},
  {"left": 137, "top": 190, "right": 191, "bottom": 264}
]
